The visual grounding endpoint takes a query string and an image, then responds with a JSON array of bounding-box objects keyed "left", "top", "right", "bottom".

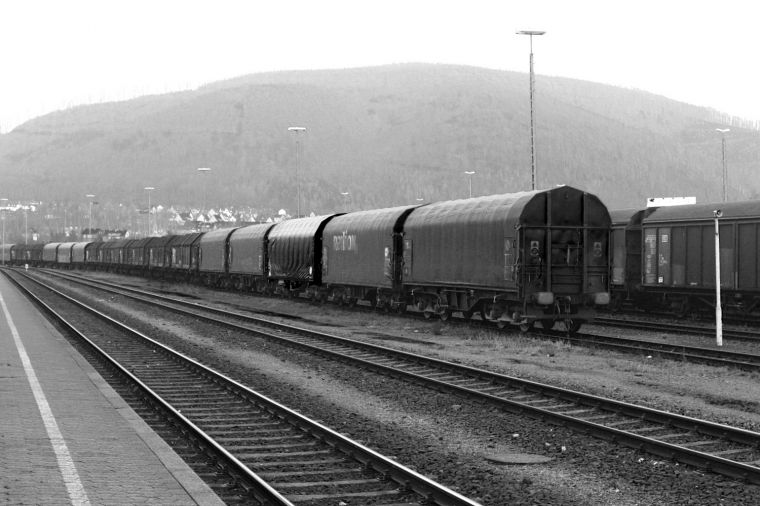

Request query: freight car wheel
[
  {"left": 496, "top": 320, "right": 509, "bottom": 329},
  {"left": 537, "top": 319, "right": 556, "bottom": 330},
  {"left": 439, "top": 309, "right": 451, "bottom": 322},
  {"left": 519, "top": 322, "right": 534, "bottom": 333},
  {"left": 461, "top": 310, "right": 473, "bottom": 320},
  {"left": 564, "top": 319, "right": 582, "bottom": 334}
]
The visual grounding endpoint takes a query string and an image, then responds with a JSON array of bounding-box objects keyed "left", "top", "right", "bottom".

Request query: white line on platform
[{"left": 0, "top": 289, "right": 91, "bottom": 506}]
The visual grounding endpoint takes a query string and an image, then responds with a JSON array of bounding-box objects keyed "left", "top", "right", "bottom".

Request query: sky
[{"left": 1, "top": 0, "right": 757, "bottom": 133}]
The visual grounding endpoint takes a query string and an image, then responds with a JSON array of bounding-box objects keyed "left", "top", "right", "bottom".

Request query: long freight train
[{"left": 2, "top": 185, "right": 612, "bottom": 333}]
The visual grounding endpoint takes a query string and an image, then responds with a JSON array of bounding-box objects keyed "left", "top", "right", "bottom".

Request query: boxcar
[
  {"left": 85, "top": 241, "right": 105, "bottom": 269},
  {"left": 147, "top": 235, "right": 178, "bottom": 275},
  {"left": 198, "top": 227, "right": 239, "bottom": 286},
  {"left": 71, "top": 242, "right": 92, "bottom": 268},
  {"left": 638, "top": 199, "right": 760, "bottom": 316},
  {"left": 401, "top": 186, "right": 611, "bottom": 331},
  {"left": 609, "top": 208, "right": 657, "bottom": 310},
  {"left": 14, "top": 243, "right": 44, "bottom": 266},
  {"left": 170, "top": 232, "right": 204, "bottom": 280},
  {"left": 228, "top": 223, "right": 276, "bottom": 292},
  {"left": 125, "top": 237, "right": 156, "bottom": 273},
  {"left": 321, "top": 205, "right": 419, "bottom": 308},
  {"left": 102, "top": 239, "right": 134, "bottom": 271},
  {"left": 42, "top": 243, "right": 62, "bottom": 266},
  {"left": 267, "top": 215, "right": 339, "bottom": 297},
  {"left": 56, "top": 242, "right": 78, "bottom": 267}
]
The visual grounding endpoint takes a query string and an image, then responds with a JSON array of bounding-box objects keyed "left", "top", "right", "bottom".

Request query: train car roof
[
  {"left": 404, "top": 185, "right": 610, "bottom": 230},
  {"left": 643, "top": 200, "right": 760, "bottom": 224},
  {"left": 229, "top": 222, "right": 276, "bottom": 241},
  {"left": 609, "top": 208, "right": 658, "bottom": 227},
  {"left": 172, "top": 232, "right": 204, "bottom": 246},
  {"left": 268, "top": 215, "right": 341, "bottom": 239},
  {"left": 101, "top": 239, "right": 134, "bottom": 249},
  {"left": 148, "top": 235, "right": 178, "bottom": 246},
  {"left": 323, "top": 205, "right": 421, "bottom": 235},
  {"left": 199, "top": 227, "right": 240, "bottom": 243}
]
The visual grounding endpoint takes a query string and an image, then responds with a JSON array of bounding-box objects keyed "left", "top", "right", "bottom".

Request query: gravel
[{"left": 45, "top": 271, "right": 760, "bottom": 505}]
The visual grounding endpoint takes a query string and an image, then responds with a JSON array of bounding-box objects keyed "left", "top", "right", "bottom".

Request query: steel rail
[
  {"left": 5, "top": 268, "right": 481, "bottom": 506},
  {"left": 29, "top": 268, "right": 760, "bottom": 485}
]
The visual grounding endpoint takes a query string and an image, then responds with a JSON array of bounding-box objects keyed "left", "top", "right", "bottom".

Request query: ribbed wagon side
[
  {"left": 267, "top": 215, "right": 338, "bottom": 298},
  {"left": 401, "top": 185, "right": 611, "bottom": 331},
  {"left": 228, "top": 223, "right": 276, "bottom": 292},
  {"left": 322, "top": 205, "right": 419, "bottom": 309}
]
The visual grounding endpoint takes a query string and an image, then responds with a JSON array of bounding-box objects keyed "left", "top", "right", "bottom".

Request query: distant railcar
[
  {"left": 267, "top": 215, "right": 339, "bottom": 298},
  {"left": 634, "top": 200, "right": 760, "bottom": 316},
  {"left": 321, "top": 205, "right": 419, "bottom": 308},
  {"left": 228, "top": 223, "right": 276, "bottom": 292},
  {"left": 198, "top": 228, "right": 240, "bottom": 286}
]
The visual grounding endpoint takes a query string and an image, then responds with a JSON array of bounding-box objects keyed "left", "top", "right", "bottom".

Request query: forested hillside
[{"left": 1, "top": 63, "right": 758, "bottom": 218}]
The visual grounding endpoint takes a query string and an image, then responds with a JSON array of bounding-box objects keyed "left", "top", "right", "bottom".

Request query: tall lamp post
[
  {"left": 1, "top": 198, "right": 7, "bottom": 265},
  {"left": 197, "top": 167, "right": 211, "bottom": 214},
  {"left": 144, "top": 186, "right": 155, "bottom": 236},
  {"left": 716, "top": 128, "right": 730, "bottom": 202},
  {"left": 288, "top": 126, "right": 307, "bottom": 217},
  {"left": 86, "top": 194, "right": 95, "bottom": 239},
  {"left": 464, "top": 171, "right": 476, "bottom": 198},
  {"left": 517, "top": 30, "right": 546, "bottom": 191}
]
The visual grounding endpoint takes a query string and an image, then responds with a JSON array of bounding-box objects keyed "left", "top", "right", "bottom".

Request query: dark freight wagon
[
  {"left": 228, "top": 223, "right": 276, "bottom": 292},
  {"left": 321, "top": 205, "right": 419, "bottom": 308},
  {"left": 267, "top": 215, "right": 338, "bottom": 297},
  {"left": 402, "top": 186, "right": 611, "bottom": 331},
  {"left": 198, "top": 227, "right": 239, "bottom": 286},
  {"left": 170, "top": 232, "right": 204, "bottom": 279},
  {"left": 639, "top": 200, "right": 760, "bottom": 316},
  {"left": 609, "top": 207, "right": 656, "bottom": 310}
]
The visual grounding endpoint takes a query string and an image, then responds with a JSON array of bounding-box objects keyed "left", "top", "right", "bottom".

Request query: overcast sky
[{"left": 1, "top": 0, "right": 756, "bottom": 133}]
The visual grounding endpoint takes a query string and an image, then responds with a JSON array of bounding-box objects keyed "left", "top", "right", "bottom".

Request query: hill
[{"left": 1, "top": 63, "right": 758, "bottom": 223}]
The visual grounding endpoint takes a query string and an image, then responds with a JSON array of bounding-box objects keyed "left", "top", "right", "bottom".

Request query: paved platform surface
[{"left": 0, "top": 273, "right": 225, "bottom": 505}]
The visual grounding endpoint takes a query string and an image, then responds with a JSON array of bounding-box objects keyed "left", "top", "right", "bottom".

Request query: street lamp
[
  {"left": 197, "top": 167, "right": 211, "bottom": 214},
  {"left": 85, "top": 194, "right": 95, "bottom": 239},
  {"left": 464, "top": 171, "right": 476, "bottom": 198},
  {"left": 288, "top": 126, "right": 307, "bottom": 217},
  {"left": 144, "top": 186, "right": 155, "bottom": 236},
  {"left": 340, "top": 191, "right": 350, "bottom": 212},
  {"left": 517, "top": 30, "right": 546, "bottom": 191},
  {"left": 716, "top": 128, "right": 730, "bottom": 202}
]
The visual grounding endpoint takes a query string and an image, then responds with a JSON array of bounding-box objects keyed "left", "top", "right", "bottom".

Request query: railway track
[
  {"left": 3, "top": 268, "right": 479, "bottom": 506},
  {"left": 594, "top": 315, "right": 760, "bottom": 344},
  {"left": 27, "top": 267, "right": 760, "bottom": 486},
  {"left": 535, "top": 328, "right": 760, "bottom": 372}
]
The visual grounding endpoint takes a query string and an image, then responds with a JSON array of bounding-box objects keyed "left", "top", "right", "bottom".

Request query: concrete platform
[{"left": 0, "top": 273, "right": 224, "bottom": 505}]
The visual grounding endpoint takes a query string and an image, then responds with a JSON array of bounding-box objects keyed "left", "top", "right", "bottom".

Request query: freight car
[
  {"left": 611, "top": 199, "right": 760, "bottom": 317},
  {"left": 9, "top": 185, "right": 612, "bottom": 333}
]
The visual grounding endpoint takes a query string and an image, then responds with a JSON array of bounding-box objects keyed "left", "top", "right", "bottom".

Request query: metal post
[
  {"left": 144, "top": 187, "right": 155, "bottom": 236},
  {"left": 465, "top": 171, "right": 475, "bottom": 198},
  {"left": 288, "top": 127, "right": 306, "bottom": 217},
  {"left": 714, "top": 209, "right": 723, "bottom": 346},
  {"left": 86, "top": 194, "right": 95, "bottom": 239},
  {"left": 517, "top": 30, "right": 545, "bottom": 191},
  {"left": 716, "top": 128, "right": 730, "bottom": 202}
]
